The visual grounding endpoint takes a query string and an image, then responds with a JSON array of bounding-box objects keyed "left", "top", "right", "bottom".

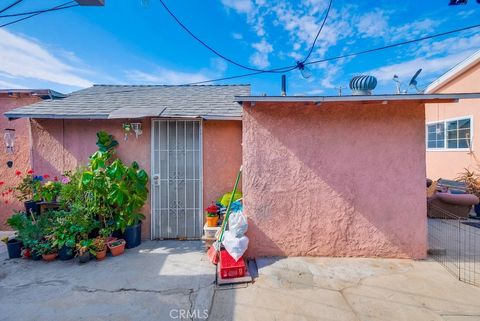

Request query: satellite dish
[{"left": 409, "top": 69, "right": 422, "bottom": 93}]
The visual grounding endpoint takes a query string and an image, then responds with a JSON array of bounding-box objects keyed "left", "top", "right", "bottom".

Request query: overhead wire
[
  {"left": 0, "top": 1, "right": 78, "bottom": 28},
  {"left": 0, "top": 0, "right": 24, "bottom": 14},
  {"left": 182, "top": 23, "right": 480, "bottom": 85},
  {"left": 0, "top": 2, "right": 78, "bottom": 18}
]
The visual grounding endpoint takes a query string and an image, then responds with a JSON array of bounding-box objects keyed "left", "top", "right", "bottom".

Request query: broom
[{"left": 207, "top": 166, "right": 242, "bottom": 264}]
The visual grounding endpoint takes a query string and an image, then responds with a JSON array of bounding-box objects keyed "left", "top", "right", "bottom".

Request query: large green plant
[
  {"left": 50, "top": 207, "right": 97, "bottom": 249},
  {"left": 6, "top": 212, "right": 51, "bottom": 250},
  {"left": 80, "top": 131, "right": 148, "bottom": 233}
]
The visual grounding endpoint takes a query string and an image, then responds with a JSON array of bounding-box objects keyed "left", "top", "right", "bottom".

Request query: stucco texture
[
  {"left": 243, "top": 101, "right": 427, "bottom": 259},
  {"left": 202, "top": 120, "right": 242, "bottom": 209},
  {"left": 29, "top": 118, "right": 242, "bottom": 239},
  {"left": 425, "top": 60, "right": 480, "bottom": 180},
  {"left": 0, "top": 95, "right": 41, "bottom": 230},
  {"left": 30, "top": 118, "right": 152, "bottom": 238}
]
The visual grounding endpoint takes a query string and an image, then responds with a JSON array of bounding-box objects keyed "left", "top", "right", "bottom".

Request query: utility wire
[
  {"left": 0, "top": 0, "right": 23, "bottom": 14},
  {"left": 158, "top": 0, "right": 295, "bottom": 73},
  {"left": 301, "top": 0, "right": 333, "bottom": 64},
  {"left": 0, "top": 1, "right": 78, "bottom": 28},
  {"left": 0, "top": 3, "right": 78, "bottom": 18},
  {"left": 182, "top": 22, "right": 480, "bottom": 85}
]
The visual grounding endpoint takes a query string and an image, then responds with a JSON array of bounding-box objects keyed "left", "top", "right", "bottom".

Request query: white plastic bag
[
  {"left": 228, "top": 210, "right": 248, "bottom": 237},
  {"left": 222, "top": 230, "right": 249, "bottom": 261}
]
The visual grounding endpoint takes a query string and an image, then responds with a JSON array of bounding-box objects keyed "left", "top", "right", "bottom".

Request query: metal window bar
[{"left": 428, "top": 202, "right": 479, "bottom": 287}]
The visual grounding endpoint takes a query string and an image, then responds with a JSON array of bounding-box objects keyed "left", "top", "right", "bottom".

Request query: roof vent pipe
[
  {"left": 349, "top": 75, "right": 377, "bottom": 95},
  {"left": 281, "top": 75, "right": 287, "bottom": 96}
]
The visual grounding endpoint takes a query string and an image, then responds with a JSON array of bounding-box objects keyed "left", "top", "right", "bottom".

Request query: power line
[
  {"left": 0, "top": 3, "right": 78, "bottom": 18},
  {"left": 182, "top": 23, "right": 480, "bottom": 85},
  {"left": 0, "top": 1, "right": 78, "bottom": 28},
  {"left": 158, "top": 0, "right": 289, "bottom": 73},
  {"left": 301, "top": 0, "right": 333, "bottom": 63},
  {"left": 0, "top": 0, "right": 24, "bottom": 14}
]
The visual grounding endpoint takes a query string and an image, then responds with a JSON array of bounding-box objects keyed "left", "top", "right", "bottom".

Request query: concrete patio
[{"left": 1, "top": 240, "right": 480, "bottom": 321}]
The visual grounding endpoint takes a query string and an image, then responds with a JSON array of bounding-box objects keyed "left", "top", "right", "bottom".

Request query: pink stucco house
[{"left": 4, "top": 85, "right": 477, "bottom": 259}]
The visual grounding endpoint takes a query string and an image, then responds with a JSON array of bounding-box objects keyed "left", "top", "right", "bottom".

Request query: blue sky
[{"left": 0, "top": 0, "right": 479, "bottom": 95}]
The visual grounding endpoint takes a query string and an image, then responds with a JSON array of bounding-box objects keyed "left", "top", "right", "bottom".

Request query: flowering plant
[
  {"left": 12, "top": 170, "right": 43, "bottom": 202},
  {"left": 205, "top": 203, "right": 219, "bottom": 217}
]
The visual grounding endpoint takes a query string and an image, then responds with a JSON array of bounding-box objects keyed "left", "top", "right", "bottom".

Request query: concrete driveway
[{"left": 1, "top": 241, "right": 480, "bottom": 321}]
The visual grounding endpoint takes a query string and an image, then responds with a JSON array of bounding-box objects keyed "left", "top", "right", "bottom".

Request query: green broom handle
[{"left": 218, "top": 166, "right": 242, "bottom": 242}]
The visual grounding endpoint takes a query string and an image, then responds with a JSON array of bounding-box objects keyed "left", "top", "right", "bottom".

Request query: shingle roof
[{"left": 4, "top": 84, "right": 250, "bottom": 120}]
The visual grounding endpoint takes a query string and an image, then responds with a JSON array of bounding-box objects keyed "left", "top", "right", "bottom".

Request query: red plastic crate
[{"left": 219, "top": 250, "right": 246, "bottom": 279}]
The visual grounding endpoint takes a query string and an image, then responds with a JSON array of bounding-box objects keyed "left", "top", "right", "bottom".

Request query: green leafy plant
[
  {"left": 90, "top": 237, "right": 106, "bottom": 253},
  {"left": 14, "top": 173, "right": 42, "bottom": 202},
  {"left": 34, "top": 238, "right": 57, "bottom": 255},
  {"left": 76, "top": 239, "right": 95, "bottom": 256},
  {"left": 41, "top": 180, "right": 62, "bottom": 202},
  {"left": 6, "top": 212, "right": 48, "bottom": 249},
  {"left": 50, "top": 208, "right": 97, "bottom": 250},
  {"left": 96, "top": 131, "right": 118, "bottom": 153}
]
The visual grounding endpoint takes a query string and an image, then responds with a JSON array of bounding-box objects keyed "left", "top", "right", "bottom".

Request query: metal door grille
[{"left": 151, "top": 120, "right": 202, "bottom": 239}]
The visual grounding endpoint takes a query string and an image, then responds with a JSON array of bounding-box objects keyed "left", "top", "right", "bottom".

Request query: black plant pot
[
  {"left": 58, "top": 245, "right": 74, "bottom": 261},
  {"left": 31, "top": 250, "right": 42, "bottom": 261},
  {"left": 24, "top": 200, "right": 40, "bottom": 216},
  {"left": 78, "top": 252, "right": 90, "bottom": 264},
  {"left": 6, "top": 239, "right": 22, "bottom": 259},
  {"left": 125, "top": 223, "right": 142, "bottom": 249}
]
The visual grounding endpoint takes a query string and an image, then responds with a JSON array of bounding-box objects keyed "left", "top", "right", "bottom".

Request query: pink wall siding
[
  {"left": 425, "top": 61, "right": 480, "bottom": 180},
  {"left": 202, "top": 120, "right": 242, "bottom": 211},
  {"left": 0, "top": 94, "right": 41, "bottom": 230},
  {"left": 30, "top": 118, "right": 243, "bottom": 238},
  {"left": 30, "top": 118, "right": 152, "bottom": 237},
  {"left": 243, "top": 101, "right": 427, "bottom": 259}
]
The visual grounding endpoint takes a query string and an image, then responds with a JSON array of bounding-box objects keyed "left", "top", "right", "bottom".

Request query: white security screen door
[{"left": 151, "top": 120, "right": 202, "bottom": 239}]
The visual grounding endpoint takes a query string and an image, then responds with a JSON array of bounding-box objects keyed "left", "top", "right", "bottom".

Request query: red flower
[
  {"left": 0, "top": 181, "right": 4, "bottom": 186},
  {"left": 43, "top": 174, "right": 50, "bottom": 179},
  {"left": 7, "top": 189, "right": 13, "bottom": 194},
  {"left": 53, "top": 176, "right": 58, "bottom": 182},
  {"left": 15, "top": 170, "right": 21, "bottom": 176},
  {"left": 27, "top": 169, "right": 34, "bottom": 174}
]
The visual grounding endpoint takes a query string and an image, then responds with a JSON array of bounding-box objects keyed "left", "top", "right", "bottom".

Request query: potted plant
[
  {"left": 36, "top": 239, "right": 58, "bottom": 262},
  {"left": 107, "top": 239, "right": 126, "bottom": 256},
  {"left": 76, "top": 239, "right": 93, "bottom": 263},
  {"left": 91, "top": 237, "right": 107, "bottom": 261},
  {"left": 205, "top": 203, "right": 219, "bottom": 227},
  {"left": 13, "top": 170, "right": 43, "bottom": 215},
  {"left": 456, "top": 168, "right": 480, "bottom": 216},
  {"left": 2, "top": 236, "right": 22, "bottom": 259},
  {"left": 41, "top": 180, "right": 62, "bottom": 203}
]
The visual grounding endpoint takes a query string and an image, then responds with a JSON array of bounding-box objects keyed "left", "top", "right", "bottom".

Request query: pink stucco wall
[
  {"left": 425, "top": 60, "right": 480, "bottom": 180},
  {"left": 30, "top": 118, "right": 152, "bottom": 238},
  {"left": 29, "top": 118, "right": 242, "bottom": 238},
  {"left": 243, "top": 101, "right": 427, "bottom": 259},
  {"left": 202, "top": 120, "right": 242, "bottom": 210},
  {"left": 0, "top": 94, "right": 41, "bottom": 230}
]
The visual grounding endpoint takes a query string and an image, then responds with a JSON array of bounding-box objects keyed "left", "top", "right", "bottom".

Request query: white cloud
[
  {"left": 357, "top": 9, "right": 389, "bottom": 38},
  {"left": 232, "top": 32, "right": 243, "bottom": 40},
  {"left": 250, "top": 38, "right": 273, "bottom": 68},
  {"left": 369, "top": 50, "right": 478, "bottom": 86},
  {"left": 0, "top": 29, "right": 92, "bottom": 88},
  {"left": 221, "top": 0, "right": 253, "bottom": 14}
]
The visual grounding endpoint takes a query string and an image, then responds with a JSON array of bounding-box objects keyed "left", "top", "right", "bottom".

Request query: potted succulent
[
  {"left": 205, "top": 203, "right": 219, "bottom": 227},
  {"left": 76, "top": 239, "right": 93, "bottom": 263},
  {"left": 36, "top": 239, "right": 58, "bottom": 262},
  {"left": 457, "top": 168, "right": 480, "bottom": 216},
  {"left": 91, "top": 237, "right": 107, "bottom": 261},
  {"left": 107, "top": 239, "right": 126, "bottom": 256}
]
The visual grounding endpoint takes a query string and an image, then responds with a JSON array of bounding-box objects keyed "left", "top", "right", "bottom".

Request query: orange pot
[
  {"left": 42, "top": 253, "right": 58, "bottom": 262},
  {"left": 107, "top": 239, "right": 126, "bottom": 257},
  {"left": 95, "top": 249, "right": 107, "bottom": 261},
  {"left": 206, "top": 215, "right": 219, "bottom": 227}
]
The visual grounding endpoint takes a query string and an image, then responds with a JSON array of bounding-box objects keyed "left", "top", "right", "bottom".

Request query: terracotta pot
[
  {"left": 95, "top": 249, "right": 107, "bottom": 261},
  {"left": 206, "top": 216, "right": 219, "bottom": 227},
  {"left": 42, "top": 252, "right": 58, "bottom": 262},
  {"left": 107, "top": 239, "right": 126, "bottom": 257}
]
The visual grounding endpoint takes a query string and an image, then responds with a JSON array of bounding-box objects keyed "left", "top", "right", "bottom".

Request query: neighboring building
[
  {"left": 425, "top": 49, "right": 480, "bottom": 180},
  {"left": 0, "top": 89, "right": 65, "bottom": 229},
  {"left": 5, "top": 85, "right": 475, "bottom": 258}
]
